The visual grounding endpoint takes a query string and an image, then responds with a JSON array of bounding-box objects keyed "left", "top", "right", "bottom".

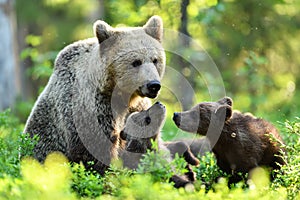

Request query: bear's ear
[
  {"left": 143, "top": 15, "right": 163, "bottom": 42},
  {"left": 93, "top": 20, "right": 114, "bottom": 44},
  {"left": 215, "top": 105, "right": 232, "bottom": 121},
  {"left": 218, "top": 97, "right": 233, "bottom": 107}
]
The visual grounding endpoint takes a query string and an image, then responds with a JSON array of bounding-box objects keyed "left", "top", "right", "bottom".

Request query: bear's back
[
  {"left": 54, "top": 38, "right": 98, "bottom": 71},
  {"left": 223, "top": 111, "right": 284, "bottom": 170},
  {"left": 230, "top": 111, "right": 283, "bottom": 143}
]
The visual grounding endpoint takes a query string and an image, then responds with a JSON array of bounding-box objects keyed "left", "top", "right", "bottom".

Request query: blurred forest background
[{"left": 0, "top": 0, "right": 299, "bottom": 139}]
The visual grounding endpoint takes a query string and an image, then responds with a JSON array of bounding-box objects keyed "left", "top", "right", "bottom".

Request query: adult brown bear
[{"left": 24, "top": 16, "right": 166, "bottom": 174}]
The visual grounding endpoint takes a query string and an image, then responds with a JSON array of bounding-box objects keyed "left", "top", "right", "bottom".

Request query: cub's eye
[
  {"left": 153, "top": 58, "right": 158, "bottom": 65},
  {"left": 145, "top": 116, "right": 151, "bottom": 125},
  {"left": 120, "top": 131, "right": 127, "bottom": 140},
  {"left": 132, "top": 59, "right": 142, "bottom": 67},
  {"left": 231, "top": 132, "right": 237, "bottom": 138}
]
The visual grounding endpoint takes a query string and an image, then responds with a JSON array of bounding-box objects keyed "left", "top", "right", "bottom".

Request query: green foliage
[
  {"left": 0, "top": 136, "right": 20, "bottom": 178},
  {"left": 118, "top": 174, "right": 172, "bottom": 200},
  {"left": 136, "top": 140, "right": 188, "bottom": 183},
  {"left": 0, "top": 110, "right": 37, "bottom": 178},
  {"left": 272, "top": 118, "right": 300, "bottom": 199},
  {"left": 70, "top": 162, "right": 104, "bottom": 198},
  {"left": 136, "top": 148, "right": 173, "bottom": 182},
  {"left": 0, "top": 154, "right": 75, "bottom": 199},
  {"left": 8, "top": 0, "right": 300, "bottom": 199},
  {"left": 0, "top": 109, "right": 18, "bottom": 129},
  {"left": 15, "top": 0, "right": 299, "bottom": 122},
  {"left": 193, "top": 152, "right": 226, "bottom": 190},
  {"left": 16, "top": 0, "right": 96, "bottom": 50},
  {"left": 15, "top": 34, "right": 57, "bottom": 122},
  {"left": 13, "top": 100, "right": 34, "bottom": 123},
  {"left": 102, "top": 161, "right": 136, "bottom": 196},
  {"left": 192, "top": 0, "right": 300, "bottom": 121},
  {"left": 20, "top": 35, "right": 56, "bottom": 81},
  {"left": 235, "top": 51, "right": 271, "bottom": 112},
  {"left": 0, "top": 111, "right": 299, "bottom": 199}
]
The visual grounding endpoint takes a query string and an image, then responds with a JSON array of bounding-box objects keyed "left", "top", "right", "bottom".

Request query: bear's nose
[
  {"left": 173, "top": 112, "right": 181, "bottom": 126},
  {"left": 147, "top": 80, "right": 161, "bottom": 94}
]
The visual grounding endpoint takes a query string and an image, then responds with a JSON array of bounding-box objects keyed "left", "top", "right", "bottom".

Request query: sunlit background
[{"left": 1, "top": 0, "right": 299, "bottom": 140}]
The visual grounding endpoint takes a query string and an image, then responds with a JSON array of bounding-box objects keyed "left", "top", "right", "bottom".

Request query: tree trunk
[
  {"left": 0, "top": 0, "right": 20, "bottom": 110},
  {"left": 177, "top": 0, "right": 194, "bottom": 110}
]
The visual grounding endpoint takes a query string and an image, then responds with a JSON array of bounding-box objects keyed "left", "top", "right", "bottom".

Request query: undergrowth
[{"left": 0, "top": 110, "right": 299, "bottom": 199}]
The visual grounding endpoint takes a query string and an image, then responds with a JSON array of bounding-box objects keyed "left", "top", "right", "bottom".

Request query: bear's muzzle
[
  {"left": 139, "top": 80, "right": 161, "bottom": 98},
  {"left": 173, "top": 112, "right": 181, "bottom": 126}
]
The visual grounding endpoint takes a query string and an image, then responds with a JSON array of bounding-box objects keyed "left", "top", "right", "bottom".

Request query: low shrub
[{"left": 0, "top": 110, "right": 298, "bottom": 199}]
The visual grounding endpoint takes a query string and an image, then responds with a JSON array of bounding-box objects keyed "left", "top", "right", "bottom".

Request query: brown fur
[
  {"left": 23, "top": 16, "right": 165, "bottom": 174},
  {"left": 119, "top": 102, "right": 198, "bottom": 187},
  {"left": 171, "top": 138, "right": 211, "bottom": 157},
  {"left": 173, "top": 97, "right": 285, "bottom": 175},
  {"left": 164, "top": 141, "right": 200, "bottom": 166}
]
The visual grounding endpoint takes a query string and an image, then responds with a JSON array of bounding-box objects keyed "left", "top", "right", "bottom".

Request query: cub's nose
[
  {"left": 173, "top": 112, "right": 181, "bottom": 126},
  {"left": 155, "top": 101, "right": 163, "bottom": 106},
  {"left": 147, "top": 80, "right": 161, "bottom": 94},
  {"left": 155, "top": 101, "right": 165, "bottom": 110}
]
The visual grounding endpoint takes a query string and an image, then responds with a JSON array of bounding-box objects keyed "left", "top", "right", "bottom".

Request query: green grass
[{"left": 0, "top": 110, "right": 299, "bottom": 199}]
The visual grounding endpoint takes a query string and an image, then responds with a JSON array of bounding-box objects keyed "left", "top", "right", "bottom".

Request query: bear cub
[
  {"left": 173, "top": 97, "right": 285, "bottom": 176},
  {"left": 119, "top": 102, "right": 199, "bottom": 187}
]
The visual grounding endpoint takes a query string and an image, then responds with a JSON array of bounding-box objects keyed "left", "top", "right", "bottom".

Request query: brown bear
[
  {"left": 173, "top": 97, "right": 285, "bottom": 176},
  {"left": 119, "top": 102, "right": 168, "bottom": 169},
  {"left": 119, "top": 102, "right": 199, "bottom": 187},
  {"left": 23, "top": 16, "right": 166, "bottom": 174}
]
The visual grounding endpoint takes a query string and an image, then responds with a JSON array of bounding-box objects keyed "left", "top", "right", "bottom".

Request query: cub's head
[
  {"left": 93, "top": 16, "right": 165, "bottom": 98},
  {"left": 120, "top": 102, "right": 166, "bottom": 153},
  {"left": 173, "top": 97, "right": 233, "bottom": 135}
]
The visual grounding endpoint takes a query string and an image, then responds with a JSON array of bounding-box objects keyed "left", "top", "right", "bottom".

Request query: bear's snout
[
  {"left": 146, "top": 80, "right": 161, "bottom": 95},
  {"left": 139, "top": 80, "right": 161, "bottom": 98},
  {"left": 173, "top": 112, "right": 181, "bottom": 126}
]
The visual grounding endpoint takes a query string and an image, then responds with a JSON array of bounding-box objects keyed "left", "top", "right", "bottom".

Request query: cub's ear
[
  {"left": 93, "top": 20, "right": 114, "bottom": 44},
  {"left": 217, "top": 97, "right": 233, "bottom": 107},
  {"left": 120, "top": 130, "right": 127, "bottom": 140},
  {"left": 215, "top": 105, "right": 232, "bottom": 121},
  {"left": 143, "top": 15, "right": 163, "bottom": 42}
]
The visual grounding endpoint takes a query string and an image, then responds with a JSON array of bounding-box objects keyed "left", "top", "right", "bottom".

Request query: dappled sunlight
[
  {"left": 248, "top": 167, "right": 270, "bottom": 191},
  {"left": 20, "top": 153, "right": 73, "bottom": 198}
]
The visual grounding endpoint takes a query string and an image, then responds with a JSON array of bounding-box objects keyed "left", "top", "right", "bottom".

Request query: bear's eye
[
  {"left": 153, "top": 58, "right": 158, "bottom": 65},
  {"left": 132, "top": 59, "right": 142, "bottom": 67},
  {"left": 145, "top": 116, "right": 151, "bottom": 125},
  {"left": 231, "top": 132, "right": 237, "bottom": 138},
  {"left": 120, "top": 131, "right": 127, "bottom": 140}
]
